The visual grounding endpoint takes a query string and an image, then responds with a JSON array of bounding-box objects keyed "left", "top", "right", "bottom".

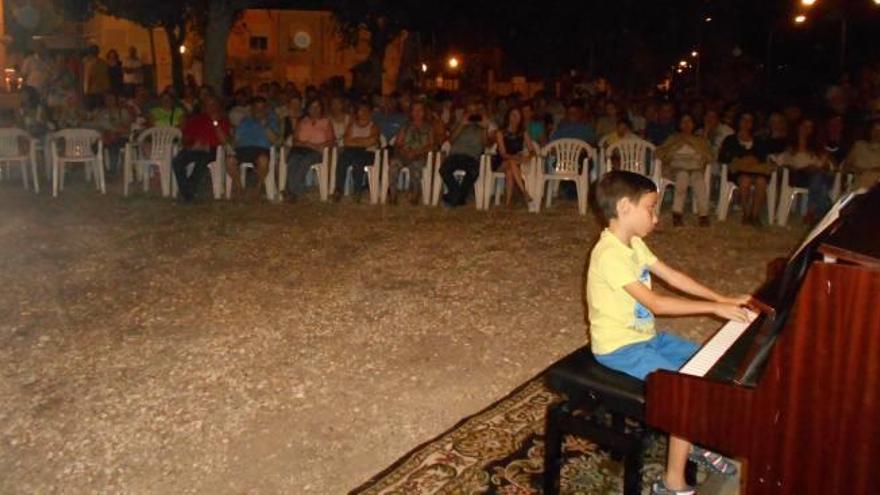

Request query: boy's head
[{"left": 596, "top": 171, "right": 659, "bottom": 236}]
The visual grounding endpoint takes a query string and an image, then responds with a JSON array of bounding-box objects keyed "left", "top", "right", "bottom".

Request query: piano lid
[{"left": 819, "top": 185, "right": 880, "bottom": 268}]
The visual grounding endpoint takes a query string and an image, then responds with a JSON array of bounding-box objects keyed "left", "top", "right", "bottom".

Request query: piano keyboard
[{"left": 679, "top": 310, "right": 758, "bottom": 377}]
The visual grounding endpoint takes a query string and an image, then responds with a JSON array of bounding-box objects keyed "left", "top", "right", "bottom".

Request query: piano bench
[{"left": 543, "top": 346, "right": 657, "bottom": 495}]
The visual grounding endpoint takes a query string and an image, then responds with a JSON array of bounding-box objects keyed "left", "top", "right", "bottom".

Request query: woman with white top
[
  {"left": 657, "top": 114, "right": 714, "bottom": 226},
  {"left": 332, "top": 101, "right": 380, "bottom": 202}
]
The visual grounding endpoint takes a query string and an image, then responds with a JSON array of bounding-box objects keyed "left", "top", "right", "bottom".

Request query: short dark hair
[{"left": 595, "top": 171, "right": 657, "bottom": 222}]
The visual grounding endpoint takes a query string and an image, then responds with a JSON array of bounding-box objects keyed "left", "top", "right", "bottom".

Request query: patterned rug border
[{"left": 348, "top": 364, "right": 558, "bottom": 494}]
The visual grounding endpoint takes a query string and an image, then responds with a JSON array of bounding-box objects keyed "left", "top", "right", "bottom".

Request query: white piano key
[{"left": 679, "top": 310, "right": 758, "bottom": 377}]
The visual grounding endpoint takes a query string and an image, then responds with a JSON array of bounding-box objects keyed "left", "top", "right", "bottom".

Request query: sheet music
[
  {"left": 791, "top": 192, "right": 857, "bottom": 260},
  {"left": 679, "top": 310, "right": 758, "bottom": 377}
]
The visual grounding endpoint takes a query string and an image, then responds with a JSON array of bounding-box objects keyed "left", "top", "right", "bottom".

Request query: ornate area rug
[{"left": 350, "top": 375, "right": 670, "bottom": 495}]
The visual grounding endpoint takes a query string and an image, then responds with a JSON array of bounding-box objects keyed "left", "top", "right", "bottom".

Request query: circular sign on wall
[{"left": 293, "top": 31, "right": 312, "bottom": 50}]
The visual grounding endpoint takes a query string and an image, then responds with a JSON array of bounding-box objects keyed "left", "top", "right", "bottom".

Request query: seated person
[
  {"left": 171, "top": 96, "right": 231, "bottom": 203},
  {"left": 93, "top": 92, "right": 134, "bottom": 176},
  {"left": 844, "top": 119, "right": 880, "bottom": 190},
  {"left": 550, "top": 101, "right": 597, "bottom": 145},
  {"left": 718, "top": 112, "right": 772, "bottom": 226},
  {"left": 149, "top": 90, "right": 185, "bottom": 128},
  {"left": 389, "top": 102, "right": 434, "bottom": 205},
  {"left": 656, "top": 114, "right": 713, "bottom": 226},
  {"left": 439, "top": 99, "right": 490, "bottom": 207},
  {"left": 226, "top": 96, "right": 280, "bottom": 200},
  {"left": 284, "top": 99, "right": 334, "bottom": 202},
  {"left": 332, "top": 100, "right": 380, "bottom": 202},
  {"left": 588, "top": 171, "right": 749, "bottom": 495},
  {"left": 776, "top": 117, "right": 833, "bottom": 223},
  {"left": 494, "top": 106, "right": 534, "bottom": 206}
]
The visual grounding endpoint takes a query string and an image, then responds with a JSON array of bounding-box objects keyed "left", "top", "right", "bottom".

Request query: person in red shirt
[{"left": 171, "top": 95, "right": 231, "bottom": 202}]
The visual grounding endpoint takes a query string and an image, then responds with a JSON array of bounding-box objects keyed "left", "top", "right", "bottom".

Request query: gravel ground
[{"left": 0, "top": 181, "right": 804, "bottom": 494}]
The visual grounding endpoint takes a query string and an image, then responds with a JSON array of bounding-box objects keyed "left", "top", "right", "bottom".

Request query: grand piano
[{"left": 645, "top": 185, "right": 880, "bottom": 494}]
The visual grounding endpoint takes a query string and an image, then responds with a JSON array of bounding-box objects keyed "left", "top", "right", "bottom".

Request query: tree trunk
[
  {"left": 148, "top": 27, "right": 158, "bottom": 93},
  {"left": 164, "top": 26, "right": 185, "bottom": 94},
  {"left": 204, "top": 0, "right": 236, "bottom": 95}
]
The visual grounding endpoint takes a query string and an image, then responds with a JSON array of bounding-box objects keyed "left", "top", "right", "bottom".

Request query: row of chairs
[{"left": 1, "top": 127, "right": 855, "bottom": 225}]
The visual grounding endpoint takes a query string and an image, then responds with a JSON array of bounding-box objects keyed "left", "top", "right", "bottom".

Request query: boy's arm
[
  {"left": 649, "top": 260, "right": 750, "bottom": 306},
  {"left": 624, "top": 281, "right": 749, "bottom": 322}
]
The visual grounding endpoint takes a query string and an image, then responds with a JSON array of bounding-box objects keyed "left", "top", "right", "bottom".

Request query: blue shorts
[{"left": 594, "top": 332, "right": 699, "bottom": 381}]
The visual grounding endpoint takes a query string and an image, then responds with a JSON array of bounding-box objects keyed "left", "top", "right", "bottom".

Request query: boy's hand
[
  {"left": 720, "top": 294, "right": 751, "bottom": 306},
  {"left": 713, "top": 303, "right": 750, "bottom": 323}
]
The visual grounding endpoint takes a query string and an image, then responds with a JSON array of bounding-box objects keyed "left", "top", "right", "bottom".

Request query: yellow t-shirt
[{"left": 586, "top": 229, "right": 658, "bottom": 354}]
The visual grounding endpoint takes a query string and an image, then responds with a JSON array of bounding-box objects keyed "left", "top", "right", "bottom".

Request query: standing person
[
  {"left": 389, "top": 101, "right": 434, "bottom": 205},
  {"left": 588, "top": 171, "right": 748, "bottom": 495},
  {"left": 19, "top": 43, "right": 51, "bottom": 94},
  {"left": 438, "top": 99, "right": 490, "bottom": 207},
  {"left": 284, "top": 99, "right": 334, "bottom": 202},
  {"left": 495, "top": 106, "right": 534, "bottom": 207},
  {"left": 106, "top": 49, "right": 124, "bottom": 96},
  {"left": 171, "top": 96, "right": 231, "bottom": 203},
  {"left": 719, "top": 112, "right": 772, "bottom": 226},
  {"left": 82, "top": 45, "right": 110, "bottom": 111},
  {"left": 656, "top": 114, "right": 714, "bottom": 227},
  {"left": 332, "top": 100, "right": 380, "bottom": 202},
  {"left": 122, "top": 47, "right": 144, "bottom": 98},
  {"left": 777, "top": 118, "right": 833, "bottom": 223}
]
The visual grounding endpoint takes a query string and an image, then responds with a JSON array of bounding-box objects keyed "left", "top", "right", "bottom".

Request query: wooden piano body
[{"left": 646, "top": 186, "right": 880, "bottom": 495}]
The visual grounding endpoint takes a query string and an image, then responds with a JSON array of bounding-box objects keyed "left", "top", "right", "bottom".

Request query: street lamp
[
  {"left": 421, "top": 63, "right": 428, "bottom": 73},
  {"left": 448, "top": 56, "right": 459, "bottom": 69},
  {"left": 704, "top": 16, "right": 712, "bottom": 22},
  {"left": 794, "top": 14, "right": 807, "bottom": 23},
  {"left": 691, "top": 50, "right": 699, "bottom": 58},
  {"left": 801, "top": 0, "right": 817, "bottom": 6}
]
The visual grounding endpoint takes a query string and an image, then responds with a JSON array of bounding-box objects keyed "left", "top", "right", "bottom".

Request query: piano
[{"left": 645, "top": 184, "right": 880, "bottom": 495}]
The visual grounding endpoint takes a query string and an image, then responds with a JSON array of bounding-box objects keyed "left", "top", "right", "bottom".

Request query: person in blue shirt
[
  {"left": 646, "top": 102, "right": 677, "bottom": 145},
  {"left": 372, "top": 93, "right": 408, "bottom": 143},
  {"left": 228, "top": 96, "right": 280, "bottom": 200},
  {"left": 550, "top": 101, "right": 597, "bottom": 146}
]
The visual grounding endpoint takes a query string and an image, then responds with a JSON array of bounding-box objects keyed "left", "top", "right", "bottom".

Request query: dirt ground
[{"left": 0, "top": 180, "right": 804, "bottom": 494}]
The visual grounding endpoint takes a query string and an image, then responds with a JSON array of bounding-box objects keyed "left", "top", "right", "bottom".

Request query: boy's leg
[{"left": 666, "top": 436, "right": 693, "bottom": 491}]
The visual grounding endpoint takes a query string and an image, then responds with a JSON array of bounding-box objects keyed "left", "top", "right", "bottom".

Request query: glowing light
[
  {"left": 179, "top": 45, "right": 187, "bottom": 54},
  {"left": 676, "top": 68, "right": 683, "bottom": 74},
  {"left": 691, "top": 50, "right": 699, "bottom": 58},
  {"left": 704, "top": 16, "right": 712, "bottom": 22},
  {"left": 794, "top": 14, "right": 807, "bottom": 23},
  {"left": 447, "top": 57, "right": 459, "bottom": 69},
  {"left": 679, "top": 60, "right": 688, "bottom": 67},
  {"left": 801, "top": 0, "right": 816, "bottom": 6},
  {"left": 420, "top": 63, "right": 428, "bottom": 73}
]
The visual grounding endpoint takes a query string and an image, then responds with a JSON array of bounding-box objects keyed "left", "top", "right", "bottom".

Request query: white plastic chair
[
  {"left": 830, "top": 170, "right": 854, "bottom": 201},
  {"left": 379, "top": 137, "right": 433, "bottom": 206},
  {"left": 776, "top": 166, "right": 809, "bottom": 227},
  {"left": 123, "top": 126, "right": 181, "bottom": 197},
  {"left": 603, "top": 136, "right": 671, "bottom": 209},
  {"left": 225, "top": 146, "right": 279, "bottom": 201},
  {"left": 429, "top": 141, "right": 484, "bottom": 209},
  {"left": 329, "top": 142, "right": 383, "bottom": 204},
  {"left": 533, "top": 138, "right": 595, "bottom": 215},
  {"left": 170, "top": 145, "right": 226, "bottom": 200},
  {"left": 715, "top": 162, "right": 778, "bottom": 224},
  {"left": 278, "top": 144, "right": 332, "bottom": 201},
  {"left": 0, "top": 128, "right": 39, "bottom": 193},
  {"left": 50, "top": 128, "right": 105, "bottom": 197}
]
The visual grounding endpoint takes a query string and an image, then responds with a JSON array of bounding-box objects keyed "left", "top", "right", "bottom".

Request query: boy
[{"left": 587, "top": 171, "right": 751, "bottom": 495}]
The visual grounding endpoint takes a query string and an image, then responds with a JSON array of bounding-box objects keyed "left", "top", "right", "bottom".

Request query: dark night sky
[{"left": 399, "top": 0, "right": 879, "bottom": 89}]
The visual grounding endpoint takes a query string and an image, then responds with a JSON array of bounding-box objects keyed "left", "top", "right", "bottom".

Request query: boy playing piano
[{"left": 587, "top": 171, "right": 751, "bottom": 495}]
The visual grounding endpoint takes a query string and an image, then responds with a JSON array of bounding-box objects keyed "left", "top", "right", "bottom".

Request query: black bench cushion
[{"left": 545, "top": 346, "right": 646, "bottom": 420}]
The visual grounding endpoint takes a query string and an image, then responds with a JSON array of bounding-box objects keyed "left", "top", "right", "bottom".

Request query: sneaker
[
  {"left": 651, "top": 480, "right": 695, "bottom": 495},
  {"left": 689, "top": 446, "right": 738, "bottom": 476}
]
